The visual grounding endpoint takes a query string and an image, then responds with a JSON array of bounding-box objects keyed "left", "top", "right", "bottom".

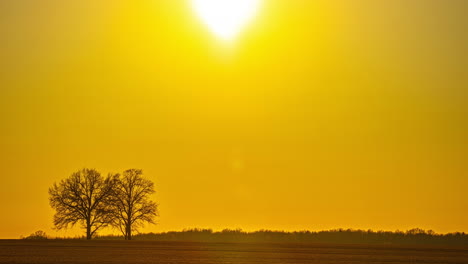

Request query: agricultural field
[{"left": 0, "top": 240, "right": 467, "bottom": 264}]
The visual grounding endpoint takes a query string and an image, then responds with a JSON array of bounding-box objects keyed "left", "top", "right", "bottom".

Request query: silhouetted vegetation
[
  {"left": 49, "top": 169, "right": 117, "bottom": 240},
  {"left": 22, "top": 230, "right": 48, "bottom": 240},
  {"left": 94, "top": 228, "right": 468, "bottom": 246},
  {"left": 49, "top": 168, "right": 158, "bottom": 240},
  {"left": 110, "top": 169, "right": 158, "bottom": 240}
]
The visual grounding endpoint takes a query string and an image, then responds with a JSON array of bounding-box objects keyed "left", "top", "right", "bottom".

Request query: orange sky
[{"left": 0, "top": 0, "right": 467, "bottom": 239}]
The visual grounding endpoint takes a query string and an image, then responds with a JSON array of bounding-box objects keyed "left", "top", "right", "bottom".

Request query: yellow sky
[{"left": 0, "top": 0, "right": 467, "bottom": 239}]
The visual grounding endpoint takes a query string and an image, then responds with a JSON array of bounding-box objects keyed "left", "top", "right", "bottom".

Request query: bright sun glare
[{"left": 192, "top": 0, "right": 261, "bottom": 41}]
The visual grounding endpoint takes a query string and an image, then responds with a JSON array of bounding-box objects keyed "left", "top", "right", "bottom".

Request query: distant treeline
[{"left": 92, "top": 228, "right": 468, "bottom": 246}]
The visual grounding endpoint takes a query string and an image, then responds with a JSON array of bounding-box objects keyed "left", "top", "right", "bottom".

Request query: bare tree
[
  {"left": 49, "top": 168, "right": 117, "bottom": 240},
  {"left": 111, "top": 169, "right": 158, "bottom": 240}
]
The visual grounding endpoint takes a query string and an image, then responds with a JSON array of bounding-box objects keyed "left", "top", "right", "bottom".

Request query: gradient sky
[{"left": 1, "top": 0, "right": 467, "bottom": 239}]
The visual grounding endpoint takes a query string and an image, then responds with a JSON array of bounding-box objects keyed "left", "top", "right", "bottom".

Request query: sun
[{"left": 192, "top": 0, "right": 261, "bottom": 41}]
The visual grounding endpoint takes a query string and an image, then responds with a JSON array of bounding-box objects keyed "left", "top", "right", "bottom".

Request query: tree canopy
[
  {"left": 110, "top": 169, "right": 158, "bottom": 240},
  {"left": 49, "top": 168, "right": 158, "bottom": 240}
]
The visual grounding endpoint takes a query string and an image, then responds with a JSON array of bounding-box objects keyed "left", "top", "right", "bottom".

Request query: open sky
[{"left": 0, "top": 0, "right": 467, "bottom": 239}]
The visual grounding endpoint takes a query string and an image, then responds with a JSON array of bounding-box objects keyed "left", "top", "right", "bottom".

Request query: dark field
[{"left": 1, "top": 240, "right": 467, "bottom": 264}]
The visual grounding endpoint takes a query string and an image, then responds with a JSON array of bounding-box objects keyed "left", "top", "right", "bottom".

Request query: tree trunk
[
  {"left": 86, "top": 218, "right": 92, "bottom": 240},
  {"left": 126, "top": 223, "right": 132, "bottom": 240}
]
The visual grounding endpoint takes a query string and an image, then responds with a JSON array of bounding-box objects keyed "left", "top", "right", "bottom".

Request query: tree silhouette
[
  {"left": 24, "top": 230, "right": 48, "bottom": 240},
  {"left": 49, "top": 168, "right": 117, "bottom": 240},
  {"left": 111, "top": 169, "right": 158, "bottom": 240}
]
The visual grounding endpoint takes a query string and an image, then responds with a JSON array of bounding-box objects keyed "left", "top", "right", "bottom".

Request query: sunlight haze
[{"left": 192, "top": 0, "right": 261, "bottom": 41}]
